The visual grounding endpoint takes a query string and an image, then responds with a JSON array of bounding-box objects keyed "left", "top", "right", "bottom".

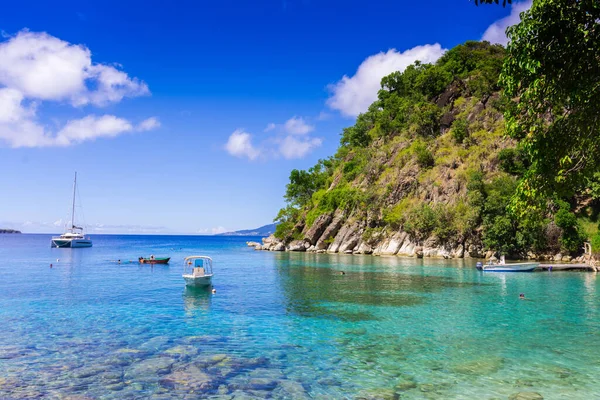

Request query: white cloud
[
  {"left": 54, "top": 115, "right": 134, "bottom": 146},
  {"left": 196, "top": 226, "right": 229, "bottom": 235},
  {"left": 0, "top": 31, "right": 158, "bottom": 148},
  {"left": 225, "top": 129, "right": 260, "bottom": 160},
  {"left": 316, "top": 111, "right": 331, "bottom": 121},
  {"left": 89, "top": 223, "right": 169, "bottom": 234},
  {"left": 482, "top": 1, "right": 532, "bottom": 46},
  {"left": 0, "top": 88, "right": 34, "bottom": 123},
  {"left": 0, "top": 103, "right": 160, "bottom": 147},
  {"left": 137, "top": 117, "right": 161, "bottom": 131},
  {"left": 211, "top": 226, "right": 227, "bottom": 234},
  {"left": 264, "top": 117, "right": 314, "bottom": 135},
  {"left": 283, "top": 116, "right": 314, "bottom": 135},
  {"left": 0, "top": 30, "right": 149, "bottom": 106},
  {"left": 327, "top": 44, "right": 447, "bottom": 117},
  {"left": 226, "top": 116, "right": 322, "bottom": 161},
  {"left": 279, "top": 135, "right": 322, "bottom": 160}
]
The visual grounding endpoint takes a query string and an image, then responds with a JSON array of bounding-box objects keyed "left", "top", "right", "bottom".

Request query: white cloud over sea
[{"left": 0, "top": 30, "right": 159, "bottom": 148}]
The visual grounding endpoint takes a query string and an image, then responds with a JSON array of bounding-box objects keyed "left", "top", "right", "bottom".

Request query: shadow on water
[{"left": 274, "top": 253, "right": 490, "bottom": 321}]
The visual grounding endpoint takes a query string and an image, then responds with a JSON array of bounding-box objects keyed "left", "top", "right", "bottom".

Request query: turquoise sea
[{"left": 0, "top": 234, "right": 598, "bottom": 399}]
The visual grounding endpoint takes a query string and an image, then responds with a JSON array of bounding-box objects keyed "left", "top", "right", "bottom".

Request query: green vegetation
[
  {"left": 273, "top": 29, "right": 598, "bottom": 257},
  {"left": 592, "top": 233, "right": 600, "bottom": 258},
  {"left": 451, "top": 118, "right": 468, "bottom": 144},
  {"left": 501, "top": 0, "right": 600, "bottom": 208}
]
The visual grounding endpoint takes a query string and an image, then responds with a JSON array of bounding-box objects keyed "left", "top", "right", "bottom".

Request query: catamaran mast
[{"left": 71, "top": 172, "right": 77, "bottom": 231}]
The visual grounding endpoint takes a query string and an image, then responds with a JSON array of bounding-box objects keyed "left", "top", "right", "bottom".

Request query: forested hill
[
  {"left": 219, "top": 223, "right": 277, "bottom": 236},
  {"left": 264, "top": 41, "right": 598, "bottom": 260}
]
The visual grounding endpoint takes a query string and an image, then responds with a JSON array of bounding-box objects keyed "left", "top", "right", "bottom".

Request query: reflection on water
[
  {"left": 275, "top": 252, "right": 490, "bottom": 321},
  {"left": 182, "top": 286, "right": 212, "bottom": 315}
]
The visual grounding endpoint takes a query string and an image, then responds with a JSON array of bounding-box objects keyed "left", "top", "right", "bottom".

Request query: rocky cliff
[{"left": 257, "top": 41, "right": 595, "bottom": 262}]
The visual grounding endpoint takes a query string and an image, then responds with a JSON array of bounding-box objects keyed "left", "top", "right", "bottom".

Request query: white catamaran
[{"left": 51, "top": 173, "right": 92, "bottom": 248}]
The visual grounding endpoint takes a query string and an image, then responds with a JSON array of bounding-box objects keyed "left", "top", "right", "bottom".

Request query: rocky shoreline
[{"left": 247, "top": 214, "right": 588, "bottom": 263}]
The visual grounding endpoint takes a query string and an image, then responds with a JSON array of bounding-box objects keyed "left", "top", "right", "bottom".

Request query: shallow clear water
[{"left": 0, "top": 234, "right": 598, "bottom": 399}]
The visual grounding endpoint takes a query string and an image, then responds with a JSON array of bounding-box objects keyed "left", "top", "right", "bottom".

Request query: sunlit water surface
[{"left": 0, "top": 234, "right": 598, "bottom": 399}]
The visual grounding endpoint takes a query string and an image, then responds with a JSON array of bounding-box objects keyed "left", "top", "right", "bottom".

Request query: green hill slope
[{"left": 265, "top": 41, "right": 596, "bottom": 260}]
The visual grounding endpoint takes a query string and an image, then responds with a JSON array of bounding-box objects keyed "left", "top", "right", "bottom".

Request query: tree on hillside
[{"left": 500, "top": 0, "right": 600, "bottom": 210}]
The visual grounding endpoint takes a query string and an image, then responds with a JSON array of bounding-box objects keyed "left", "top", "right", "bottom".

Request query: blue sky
[{"left": 0, "top": 0, "right": 528, "bottom": 234}]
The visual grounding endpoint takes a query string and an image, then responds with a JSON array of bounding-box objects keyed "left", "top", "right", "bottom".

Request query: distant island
[
  {"left": 0, "top": 229, "right": 21, "bottom": 234},
  {"left": 219, "top": 223, "right": 277, "bottom": 236}
]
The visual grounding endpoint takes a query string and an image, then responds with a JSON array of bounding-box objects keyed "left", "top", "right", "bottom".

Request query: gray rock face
[
  {"left": 259, "top": 235, "right": 285, "bottom": 251},
  {"left": 374, "top": 232, "right": 408, "bottom": 256},
  {"left": 315, "top": 213, "right": 344, "bottom": 250},
  {"left": 304, "top": 214, "right": 332, "bottom": 245},
  {"left": 415, "top": 246, "right": 424, "bottom": 258},
  {"left": 288, "top": 240, "right": 307, "bottom": 252},
  {"left": 327, "top": 221, "right": 363, "bottom": 253},
  {"left": 354, "top": 242, "right": 373, "bottom": 254},
  {"left": 453, "top": 243, "right": 465, "bottom": 258},
  {"left": 338, "top": 227, "right": 361, "bottom": 253},
  {"left": 328, "top": 223, "right": 353, "bottom": 253}
]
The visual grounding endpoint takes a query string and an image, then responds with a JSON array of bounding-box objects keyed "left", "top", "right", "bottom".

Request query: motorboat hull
[
  {"left": 51, "top": 239, "right": 93, "bottom": 248},
  {"left": 183, "top": 275, "right": 212, "bottom": 287},
  {"left": 139, "top": 257, "right": 170, "bottom": 264},
  {"left": 479, "top": 263, "right": 539, "bottom": 272}
]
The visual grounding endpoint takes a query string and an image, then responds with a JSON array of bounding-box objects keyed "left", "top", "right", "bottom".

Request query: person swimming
[{"left": 519, "top": 293, "right": 525, "bottom": 299}]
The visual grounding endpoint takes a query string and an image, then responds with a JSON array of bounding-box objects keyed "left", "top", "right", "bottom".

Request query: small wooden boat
[
  {"left": 139, "top": 257, "right": 170, "bottom": 264},
  {"left": 476, "top": 256, "right": 538, "bottom": 272},
  {"left": 183, "top": 256, "right": 213, "bottom": 287}
]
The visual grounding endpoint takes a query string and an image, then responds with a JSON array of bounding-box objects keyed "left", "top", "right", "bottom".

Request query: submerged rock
[
  {"left": 125, "top": 356, "right": 175, "bottom": 378},
  {"left": 164, "top": 345, "right": 198, "bottom": 358},
  {"left": 274, "top": 380, "right": 309, "bottom": 399},
  {"left": 139, "top": 335, "right": 170, "bottom": 351},
  {"left": 355, "top": 388, "right": 399, "bottom": 400},
  {"left": 160, "top": 364, "right": 216, "bottom": 393},
  {"left": 451, "top": 357, "right": 504, "bottom": 375},
  {"left": 508, "top": 392, "right": 544, "bottom": 400},
  {"left": 394, "top": 379, "right": 417, "bottom": 391}
]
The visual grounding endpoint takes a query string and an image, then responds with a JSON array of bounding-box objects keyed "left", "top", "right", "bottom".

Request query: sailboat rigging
[{"left": 51, "top": 172, "right": 93, "bottom": 248}]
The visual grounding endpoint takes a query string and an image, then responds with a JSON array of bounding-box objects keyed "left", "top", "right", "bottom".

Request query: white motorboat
[
  {"left": 476, "top": 256, "right": 538, "bottom": 272},
  {"left": 51, "top": 172, "right": 92, "bottom": 248},
  {"left": 183, "top": 256, "right": 214, "bottom": 287}
]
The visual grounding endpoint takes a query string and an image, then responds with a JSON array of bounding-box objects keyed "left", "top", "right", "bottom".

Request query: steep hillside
[{"left": 259, "top": 41, "right": 595, "bottom": 261}]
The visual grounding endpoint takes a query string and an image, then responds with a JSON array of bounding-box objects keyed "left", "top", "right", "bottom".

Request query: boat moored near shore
[{"left": 476, "top": 256, "right": 539, "bottom": 272}]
